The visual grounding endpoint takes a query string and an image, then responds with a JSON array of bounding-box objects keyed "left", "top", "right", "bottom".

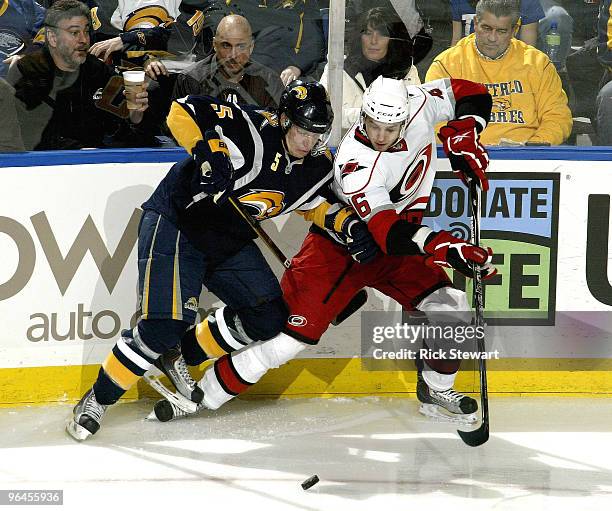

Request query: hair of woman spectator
[
  {"left": 347, "top": 7, "right": 414, "bottom": 79},
  {"left": 475, "top": 0, "right": 521, "bottom": 27},
  {"left": 44, "top": 0, "right": 91, "bottom": 37}
]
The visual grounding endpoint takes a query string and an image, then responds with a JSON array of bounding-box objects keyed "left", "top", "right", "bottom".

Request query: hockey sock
[
  {"left": 187, "top": 307, "right": 252, "bottom": 364},
  {"left": 199, "top": 332, "right": 306, "bottom": 409},
  {"left": 180, "top": 326, "right": 207, "bottom": 366},
  {"left": 94, "top": 327, "right": 159, "bottom": 405},
  {"left": 422, "top": 360, "right": 458, "bottom": 392},
  {"left": 92, "top": 367, "right": 126, "bottom": 405}
]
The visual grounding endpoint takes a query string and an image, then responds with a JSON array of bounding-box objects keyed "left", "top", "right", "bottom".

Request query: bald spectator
[
  {"left": 426, "top": 0, "right": 572, "bottom": 146},
  {"left": 146, "top": 14, "right": 284, "bottom": 107},
  {"left": 195, "top": 0, "right": 325, "bottom": 86}
]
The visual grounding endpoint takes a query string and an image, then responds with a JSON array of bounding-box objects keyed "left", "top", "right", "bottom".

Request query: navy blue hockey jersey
[{"left": 142, "top": 95, "right": 334, "bottom": 259}]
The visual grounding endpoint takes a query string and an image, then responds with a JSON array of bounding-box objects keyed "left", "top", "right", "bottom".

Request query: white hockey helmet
[{"left": 360, "top": 76, "right": 410, "bottom": 143}]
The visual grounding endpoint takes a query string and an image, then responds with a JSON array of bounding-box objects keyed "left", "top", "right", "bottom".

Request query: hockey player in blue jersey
[{"left": 67, "top": 79, "right": 377, "bottom": 440}]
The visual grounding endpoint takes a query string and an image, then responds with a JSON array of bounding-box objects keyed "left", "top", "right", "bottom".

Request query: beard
[{"left": 56, "top": 40, "right": 88, "bottom": 70}]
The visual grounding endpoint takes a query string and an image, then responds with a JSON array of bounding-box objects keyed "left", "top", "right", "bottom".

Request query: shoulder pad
[
  {"left": 257, "top": 109, "right": 280, "bottom": 129},
  {"left": 311, "top": 145, "right": 332, "bottom": 160}
]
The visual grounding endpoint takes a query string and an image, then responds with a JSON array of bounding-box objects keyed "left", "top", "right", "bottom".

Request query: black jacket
[{"left": 13, "top": 48, "right": 121, "bottom": 149}]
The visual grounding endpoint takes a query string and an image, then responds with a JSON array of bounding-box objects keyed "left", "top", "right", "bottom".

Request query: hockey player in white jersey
[{"left": 151, "top": 75, "right": 497, "bottom": 424}]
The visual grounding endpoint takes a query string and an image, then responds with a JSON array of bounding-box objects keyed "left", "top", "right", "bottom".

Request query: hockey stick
[
  {"left": 207, "top": 126, "right": 291, "bottom": 269},
  {"left": 457, "top": 180, "right": 490, "bottom": 447},
  {"left": 222, "top": 194, "right": 292, "bottom": 269},
  {"left": 332, "top": 289, "right": 368, "bottom": 325},
  {"left": 144, "top": 374, "right": 198, "bottom": 413},
  {"left": 323, "top": 260, "right": 354, "bottom": 303}
]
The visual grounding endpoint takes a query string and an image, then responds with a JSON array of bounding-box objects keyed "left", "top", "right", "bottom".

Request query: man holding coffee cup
[{"left": 4, "top": 0, "right": 149, "bottom": 150}]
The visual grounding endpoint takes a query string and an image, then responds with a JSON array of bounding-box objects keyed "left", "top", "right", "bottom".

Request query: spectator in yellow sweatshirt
[{"left": 426, "top": 0, "right": 572, "bottom": 146}]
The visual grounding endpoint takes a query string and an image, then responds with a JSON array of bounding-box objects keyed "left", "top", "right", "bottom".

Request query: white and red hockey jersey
[{"left": 332, "top": 78, "right": 488, "bottom": 252}]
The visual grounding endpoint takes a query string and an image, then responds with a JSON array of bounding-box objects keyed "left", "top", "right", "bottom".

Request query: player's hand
[
  {"left": 324, "top": 205, "right": 379, "bottom": 263},
  {"left": 194, "top": 130, "right": 233, "bottom": 199},
  {"left": 345, "top": 220, "right": 379, "bottom": 263},
  {"left": 423, "top": 230, "right": 496, "bottom": 279},
  {"left": 342, "top": 219, "right": 379, "bottom": 264},
  {"left": 439, "top": 117, "right": 489, "bottom": 191}
]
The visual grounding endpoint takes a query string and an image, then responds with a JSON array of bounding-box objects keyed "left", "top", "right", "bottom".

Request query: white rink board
[{"left": 0, "top": 152, "right": 610, "bottom": 368}]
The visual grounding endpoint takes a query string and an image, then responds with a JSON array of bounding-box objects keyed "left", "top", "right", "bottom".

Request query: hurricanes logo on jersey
[
  {"left": 238, "top": 190, "right": 286, "bottom": 219},
  {"left": 288, "top": 315, "right": 307, "bottom": 327},
  {"left": 341, "top": 161, "right": 366, "bottom": 178},
  {"left": 388, "top": 144, "right": 432, "bottom": 204}
]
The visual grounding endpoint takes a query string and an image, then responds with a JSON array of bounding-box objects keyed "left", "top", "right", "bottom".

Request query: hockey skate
[
  {"left": 66, "top": 388, "right": 108, "bottom": 441},
  {"left": 147, "top": 398, "right": 205, "bottom": 422},
  {"left": 417, "top": 373, "right": 478, "bottom": 425},
  {"left": 151, "top": 346, "right": 204, "bottom": 404}
]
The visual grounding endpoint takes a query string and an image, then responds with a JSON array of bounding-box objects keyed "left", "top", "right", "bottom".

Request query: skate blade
[
  {"left": 145, "top": 410, "right": 158, "bottom": 421},
  {"left": 66, "top": 420, "right": 92, "bottom": 441},
  {"left": 144, "top": 374, "right": 197, "bottom": 413},
  {"left": 419, "top": 403, "right": 478, "bottom": 425}
]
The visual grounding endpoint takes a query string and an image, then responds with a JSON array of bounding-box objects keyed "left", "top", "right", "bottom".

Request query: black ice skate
[
  {"left": 153, "top": 347, "right": 204, "bottom": 404},
  {"left": 417, "top": 373, "right": 478, "bottom": 425},
  {"left": 147, "top": 399, "right": 205, "bottom": 422},
  {"left": 66, "top": 388, "right": 108, "bottom": 441}
]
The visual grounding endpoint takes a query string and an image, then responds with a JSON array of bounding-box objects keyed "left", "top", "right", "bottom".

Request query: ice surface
[{"left": 1, "top": 397, "right": 612, "bottom": 510}]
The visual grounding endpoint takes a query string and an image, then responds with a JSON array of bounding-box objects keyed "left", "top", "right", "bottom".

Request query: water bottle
[{"left": 545, "top": 22, "right": 561, "bottom": 64}]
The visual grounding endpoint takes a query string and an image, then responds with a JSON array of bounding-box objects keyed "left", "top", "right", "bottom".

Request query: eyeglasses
[{"left": 46, "top": 25, "right": 91, "bottom": 39}]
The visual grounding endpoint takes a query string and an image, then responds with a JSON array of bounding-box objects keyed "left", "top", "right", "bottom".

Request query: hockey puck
[
  {"left": 301, "top": 475, "right": 319, "bottom": 490},
  {"left": 154, "top": 399, "right": 174, "bottom": 422}
]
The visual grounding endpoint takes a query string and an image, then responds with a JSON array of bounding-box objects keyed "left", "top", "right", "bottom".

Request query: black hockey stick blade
[
  {"left": 457, "top": 417, "right": 489, "bottom": 446},
  {"left": 457, "top": 339, "right": 490, "bottom": 446},
  {"left": 332, "top": 289, "right": 368, "bottom": 325}
]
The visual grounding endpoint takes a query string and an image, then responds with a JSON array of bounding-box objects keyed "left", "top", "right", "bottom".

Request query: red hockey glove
[
  {"left": 439, "top": 117, "right": 490, "bottom": 191},
  {"left": 193, "top": 129, "right": 233, "bottom": 201},
  {"left": 423, "top": 230, "right": 497, "bottom": 280}
]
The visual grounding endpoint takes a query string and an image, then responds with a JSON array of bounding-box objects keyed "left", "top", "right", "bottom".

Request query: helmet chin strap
[
  {"left": 360, "top": 113, "right": 409, "bottom": 149},
  {"left": 280, "top": 116, "right": 292, "bottom": 133}
]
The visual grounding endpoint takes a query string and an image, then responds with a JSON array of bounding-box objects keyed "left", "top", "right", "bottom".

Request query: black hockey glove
[
  {"left": 423, "top": 230, "right": 497, "bottom": 279},
  {"left": 344, "top": 220, "right": 379, "bottom": 264},
  {"left": 193, "top": 129, "right": 233, "bottom": 200},
  {"left": 324, "top": 205, "right": 379, "bottom": 264}
]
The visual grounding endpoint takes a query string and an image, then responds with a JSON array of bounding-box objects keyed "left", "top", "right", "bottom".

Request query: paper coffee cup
[{"left": 123, "top": 70, "right": 145, "bottom": 110}]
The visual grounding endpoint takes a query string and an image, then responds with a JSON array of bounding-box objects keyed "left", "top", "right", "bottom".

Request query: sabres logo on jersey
[
  {"left": 292, "top": 86, "right": 308, "bottom": 100},
  {"left": 340, "top": 161, "right": 366, "bottom": 178},
  {"left": 258, "top": 110, "right": 279, "bottom": 129},
  {"left": 238, "top": 190, "right": 286, "bottom": 219},
  {"left": 388, "top": 144, "right": 432, "bottom": 204}
]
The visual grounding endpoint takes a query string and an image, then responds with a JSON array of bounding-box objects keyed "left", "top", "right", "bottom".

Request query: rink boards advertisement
[{"left": 0, "top": 148, "right": 611, "bottom": 403}]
